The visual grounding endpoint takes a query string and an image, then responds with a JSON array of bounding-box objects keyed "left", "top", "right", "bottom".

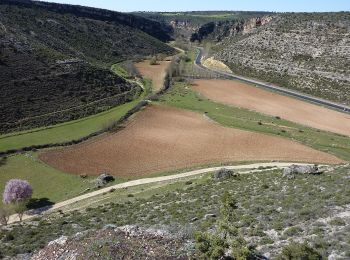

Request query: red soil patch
[
  {"left": 40, "top": 105, "right": 342, "bottom": 177},
  {"left": 193, "top": 79, "right": 350, "bottom": 136},
  {"left": 135, "top": 60, "right": 170, "bottom": 91}
]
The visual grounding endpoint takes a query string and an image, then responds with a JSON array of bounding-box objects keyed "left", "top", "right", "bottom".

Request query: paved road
[
  {"left": 6, "top": 162, "right": 313, "bottom": 224},
  {"left": 195, "top": 47, "right": 350, "bottom": 114}
]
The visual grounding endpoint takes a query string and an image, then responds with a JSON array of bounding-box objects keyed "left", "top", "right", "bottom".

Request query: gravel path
[{"left": 7, "top": 162, "right": 313, "bottom": 224}]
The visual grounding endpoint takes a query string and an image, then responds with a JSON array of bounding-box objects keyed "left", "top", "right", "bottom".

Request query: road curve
[
  {"left": 195, "top": 47, "right": 350, "bottom": 114},
  {"left": 7, "top": 162, "right": 314, "bottom": 224}
]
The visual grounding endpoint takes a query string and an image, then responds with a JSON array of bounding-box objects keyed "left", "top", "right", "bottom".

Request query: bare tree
[{"left": 0, "top": 206, "right": 11, "bottom": 225}]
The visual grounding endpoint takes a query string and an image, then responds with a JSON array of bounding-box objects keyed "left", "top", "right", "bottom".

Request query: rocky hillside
[
  {"left": 213, "top": 13, "right": 350, "bottom": 105},
  {"left": 1, "top": 165, "right": 349, "bottom": 258},
  {"left": 135, "top": 11, "right": 271, "bottom": 40},
  {"left": 0, "top": 0, "right": 175, "bottom": 133},
  {"left": 190, "top": 15, "right": 274, "bottom": 42}
]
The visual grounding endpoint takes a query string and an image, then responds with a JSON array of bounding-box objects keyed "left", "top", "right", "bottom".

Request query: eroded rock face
[
  {"left": 190, "top": 15, "right": 274, "bottom": 42},
  {"left": 243, "top": 16, "right": 274, "bottom": 34}
]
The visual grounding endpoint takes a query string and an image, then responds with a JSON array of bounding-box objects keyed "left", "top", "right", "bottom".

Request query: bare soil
[
  {"left": 192, "top": 79, "right": 350, "bottom": 136},
  {"left": 39, "top": 105, "right": 342, "bottom": 177},
  {"left": 135, "top": 60, "right": 170, "bottom": 91}
]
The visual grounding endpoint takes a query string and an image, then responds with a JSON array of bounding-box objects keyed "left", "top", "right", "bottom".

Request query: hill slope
[
  {"left": 0, "top": 0, "right": 175, "bottom": 133},
  {"left": 213, "top": 13, "right": 350, "bottom": 105}
]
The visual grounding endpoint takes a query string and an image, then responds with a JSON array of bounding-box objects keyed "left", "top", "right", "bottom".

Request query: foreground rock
[
  {"left": 282, "top": 164, "right": 320, "bottom": 178},
  {"left": 212, "top": 168, "right": 238, "bottom": 179},
  {"left": 97, "top": 173, "right": 115, "bottom": 185},
  {"left": 30, "top": 225, "right": 194, "bottom": 260}
]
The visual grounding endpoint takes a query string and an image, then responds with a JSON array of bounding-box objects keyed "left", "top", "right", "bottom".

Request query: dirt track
[
  {"left": 40, "top": 105, "right": 342, "bottom": 177},
  {"left": 135, "top": 60, "right": 170, "bottom": 91},
  {"left": 7, "top": 162, "right": 317, "bottom": 224},
  {"left": 193, "top": 79, "right": 350, "bottom": 136}
]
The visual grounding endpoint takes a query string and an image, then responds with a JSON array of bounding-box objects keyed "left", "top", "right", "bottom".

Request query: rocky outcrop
[
  {"left": 170, "top": 20, "right": 199, "bottom": 33},
  {"left": 212, "top": 168, "right": 239, "bottom": 179},
  {"left": 30, "top": 225, "right": 194, "bottom": 259},
  {"left": 190, "top": 15, "right": 274, "bottom": 42},
  {"left": 97, "top": 173, "right": 115, "bottom": 184},
  {"left": 282, "top": 164, "right": 320, "bottom": 179},
  {"left": 243, "top": 16, "right": 274, "bottom": 33}
]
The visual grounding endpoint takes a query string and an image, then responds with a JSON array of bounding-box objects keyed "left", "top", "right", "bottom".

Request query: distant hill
[
  {"left": 135, "top": 11, "right": 272, "bottom": 40},
  {"left": 213, "top": 13, "right": 350, "bottom": 105},
  {"left": 0, "top": 0, "right": 175, "bottom": 133}
]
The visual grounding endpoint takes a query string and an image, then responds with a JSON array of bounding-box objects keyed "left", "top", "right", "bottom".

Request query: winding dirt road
[{"left": 7, "top": 162, "right": 317, "bottom": 224}]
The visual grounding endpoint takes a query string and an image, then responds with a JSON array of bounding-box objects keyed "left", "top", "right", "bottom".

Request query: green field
[
  {"left": 0, "top": 100, "right": 138, "bottom": 152},
  {"left": 0, "top": 154, "right": 96, "bottom": 205},
  {"left": 0, "top": 80, "right": 152, "bottom": 152}
]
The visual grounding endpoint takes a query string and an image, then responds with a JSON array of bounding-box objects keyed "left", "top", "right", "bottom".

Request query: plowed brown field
[
  {"left": 192, "top": 79, "right": 350, "bottom": 136},
  {"left": 40, "top": 105, "right": 342, "bottom": 177},
  {"left": 135, "top": 60, "right": 170, "bottom": 91}
]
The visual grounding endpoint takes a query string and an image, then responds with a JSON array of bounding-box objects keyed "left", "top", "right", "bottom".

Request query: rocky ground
[{"left": 26, "top": 225, "right": 194, "bottom": 260}]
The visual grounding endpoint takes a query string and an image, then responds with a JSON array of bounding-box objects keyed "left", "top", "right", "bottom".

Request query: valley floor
[{"left": 39, "top": 104, "right": 341, "bottom": 177}]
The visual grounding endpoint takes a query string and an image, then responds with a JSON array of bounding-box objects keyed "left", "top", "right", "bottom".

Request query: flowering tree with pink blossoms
[{"left": 2, "top": 179, "right": 33, "bottom": 221}]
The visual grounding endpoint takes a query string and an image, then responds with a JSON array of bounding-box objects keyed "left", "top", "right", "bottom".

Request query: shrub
[
  {"left": 284, "top": 226, "right": 303, "bottom": 237},
  {"left": 149, "top": 56, "right": 158, "bottom": 65},
  {"left": 195, "top": 192, "right": 256, "bottom": 259},
  {"left": 278, "top": 242, "right": 322, "bottom": 260},
  {"left": 329, "top": 217, "right": 346, "bottom": 226},
  {"left": 195, "top": 232, "right": 227, "bottom": 259}
]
